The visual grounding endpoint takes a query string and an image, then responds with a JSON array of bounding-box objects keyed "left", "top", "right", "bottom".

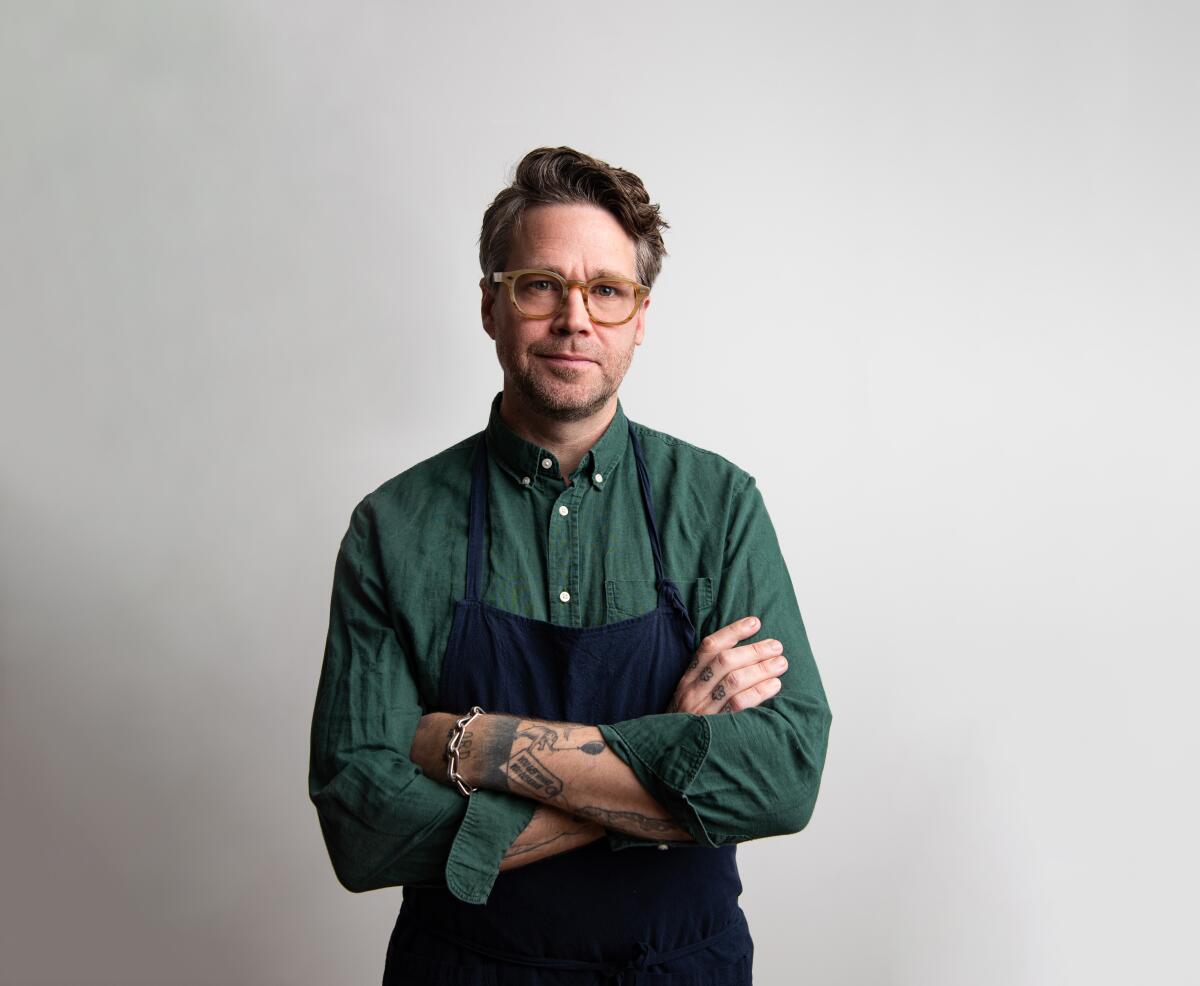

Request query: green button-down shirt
[{"left": 309, "top": 393, "right": 831, "bottom": 904}]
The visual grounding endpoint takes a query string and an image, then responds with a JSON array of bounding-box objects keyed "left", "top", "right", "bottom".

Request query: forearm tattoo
[
  {"left": 478, "top": 715, "right": 521, "bottom": 789},
  {"left": 507, "top": 747, "right": 565, "bottom": 798},
  {"left": 481, "top": 716, "right": 684, "bottom": 838},
  {"left": 502, "top": 810, "right": 594, "bottom": 861},
  {"left": 502, "top": 831, "right": 578, "bottom": 860},
  {"left": 484, "top": 716, "right": 606, "bottom": 798},
  {"left": 572, "top": 805, "right": 685, "bottom": 836}
]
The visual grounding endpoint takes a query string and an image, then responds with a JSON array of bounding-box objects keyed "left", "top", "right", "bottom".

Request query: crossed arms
[
  {"left": 309, "top": 477, "right": 831, "bottom": 899},
  {"left": 407, "top": 616, "right": 789, "bottom": 871}
]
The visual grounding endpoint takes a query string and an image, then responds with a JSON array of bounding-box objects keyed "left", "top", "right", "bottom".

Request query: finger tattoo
[
  {"left": 712, "top": 684, "right": 726, "bottom": 701},
  {"left": 698, "top": 664, "right": 714, "bottom": 682},
  {"left": 719, "top": 701, "right": 732, "bottom": 713}
]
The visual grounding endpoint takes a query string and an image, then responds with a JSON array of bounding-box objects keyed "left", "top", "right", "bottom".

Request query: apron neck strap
[
  {"left": 627, "top": 422, "right": 668, "bottom": 590},
  {"left": 464, "top": 433, "right": 489, "bottom": 602}
]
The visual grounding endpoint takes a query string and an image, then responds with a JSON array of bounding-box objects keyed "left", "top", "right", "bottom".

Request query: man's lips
[{"left": 537, "top": 353, "right": 597, "bottom": 366}]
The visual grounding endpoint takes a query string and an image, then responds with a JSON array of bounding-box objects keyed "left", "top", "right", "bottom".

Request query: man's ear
[
  {"left": 480, "top": 279, "right": 497, "bottom": 340},
  {"left": 633, "top": 296, "right": 649, "bottom": 346}
]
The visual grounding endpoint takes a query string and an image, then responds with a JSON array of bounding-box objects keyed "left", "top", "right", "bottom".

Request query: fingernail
[{"left": 747, "top": 617, "right": 759, "bottom": 628}]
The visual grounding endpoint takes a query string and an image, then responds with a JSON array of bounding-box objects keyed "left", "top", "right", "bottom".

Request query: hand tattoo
[{"left": 698, "top": 664, "right": 714, "bottom": 682}]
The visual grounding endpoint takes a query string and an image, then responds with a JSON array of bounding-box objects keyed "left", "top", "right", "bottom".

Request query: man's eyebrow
[
  {"left": 528, "top": 264, "right": 636, "bottom": 281},
  {"left": 591, "top": 267, "right": 636, "bottom": 281}
]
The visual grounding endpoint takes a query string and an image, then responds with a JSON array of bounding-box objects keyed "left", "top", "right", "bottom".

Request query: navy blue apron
[{"left": 383, "top": 423, "right": 753, "bottom": 985}]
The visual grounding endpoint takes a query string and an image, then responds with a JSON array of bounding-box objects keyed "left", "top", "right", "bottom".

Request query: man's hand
[{"left": 667, "top": 616, "right": 788, "bottom": 714}]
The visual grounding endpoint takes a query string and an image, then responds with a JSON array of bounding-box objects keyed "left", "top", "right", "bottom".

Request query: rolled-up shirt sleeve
[
  {"left": 308, "top": 499, "right": 534, "bottom": 903},
  {"left": 598, "top": 476, "right": 831, "bottom": 848}
]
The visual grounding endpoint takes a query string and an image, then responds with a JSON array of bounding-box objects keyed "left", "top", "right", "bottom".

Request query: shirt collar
[{"left": 484, "top": 391, "right": 630, "bottom": 492}]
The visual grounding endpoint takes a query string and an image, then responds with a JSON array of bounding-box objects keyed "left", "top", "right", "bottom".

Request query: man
[{"left": 309, "top": 146, "right": 832, "bottom": 984}]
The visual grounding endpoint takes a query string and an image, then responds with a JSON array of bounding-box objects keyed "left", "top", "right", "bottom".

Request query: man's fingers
[
  {"left": 719, "top": 675, "right": 782, "bottom": 713},
  {"left": 670, "top": 618, "right": 786, "bottom": 715},
  {"left": 712, "top": 655, "right": 788, "bottom": 704},
  {"left": 696, "top": 616, "right": 760, "bottom": 659},
  {"left": 689, "top": 637, "right": 783, "bottom": 685}
]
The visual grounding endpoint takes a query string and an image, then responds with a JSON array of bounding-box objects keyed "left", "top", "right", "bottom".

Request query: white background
[{"left": 2, "top": 2, "right": 1196, "bottom": 983}]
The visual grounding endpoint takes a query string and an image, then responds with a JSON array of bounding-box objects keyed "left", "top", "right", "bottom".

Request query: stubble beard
[{"left": 498, "top": 341, "right": 635, "bottom": 423}]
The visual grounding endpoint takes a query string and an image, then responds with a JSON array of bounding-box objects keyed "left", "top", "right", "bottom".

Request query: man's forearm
[
  {"left": 461, "top": 714, "right": 694, "bottom": 842},
  {"left": 499, "top": 804, "right": 605, "bottom": 872}
]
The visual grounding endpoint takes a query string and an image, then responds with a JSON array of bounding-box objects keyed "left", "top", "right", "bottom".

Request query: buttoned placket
[{"left": 544, "top": 452, "right": 593, "bottom": 628}]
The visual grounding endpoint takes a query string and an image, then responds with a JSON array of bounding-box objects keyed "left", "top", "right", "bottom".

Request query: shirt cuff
[
  {"left": 444, "top": 790, "right": 536, "bottom": 904},
  {"left": 597, "top": 713, "right": 718, "bottom": 849}
]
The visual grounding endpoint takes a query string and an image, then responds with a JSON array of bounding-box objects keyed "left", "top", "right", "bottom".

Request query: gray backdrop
[{"left": 2, "top": 2, "right": 1196, "bottom": 984}]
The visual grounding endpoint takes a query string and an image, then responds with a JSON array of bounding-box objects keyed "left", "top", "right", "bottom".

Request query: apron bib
[{"left": 384, "top": 423, "right": 752, "bottom": 984}]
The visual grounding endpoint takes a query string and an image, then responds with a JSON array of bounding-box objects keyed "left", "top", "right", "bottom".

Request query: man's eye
[
  {"left": 529, "top": 280, "right": 555, "bottom": 292},
  {"left": 593, "top": 282, "right": 632, "bottom": 299}
]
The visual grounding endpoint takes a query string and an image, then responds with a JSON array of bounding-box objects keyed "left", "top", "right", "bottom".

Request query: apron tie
[
  {"left": 607, "top": 920, "right": 744, "bottom": 983},
  {"left": 608, "top": 939, "right": 654, "bottom": 984}
]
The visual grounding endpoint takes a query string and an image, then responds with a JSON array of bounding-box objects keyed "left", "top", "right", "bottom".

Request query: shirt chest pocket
[{"left": 605, "top": 575, "right": 714, "bottom": 625}]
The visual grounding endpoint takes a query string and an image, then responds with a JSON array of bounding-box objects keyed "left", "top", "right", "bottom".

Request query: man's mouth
[{"left": 537, "top": 353, "right": 596, "bottom": 367}]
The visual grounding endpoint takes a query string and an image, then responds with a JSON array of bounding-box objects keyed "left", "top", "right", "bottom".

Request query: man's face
[{"left": 481, "top": 203, "right": 647, "bottom": 423}]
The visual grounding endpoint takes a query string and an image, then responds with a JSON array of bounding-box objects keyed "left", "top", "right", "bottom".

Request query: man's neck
[{"left": 498, "top": 387, "right": 617, "bottom": 482}]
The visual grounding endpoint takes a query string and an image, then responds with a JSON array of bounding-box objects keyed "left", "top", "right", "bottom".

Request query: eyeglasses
[{"left": 492, "top": 269, "right": 650, "bottom": 327}]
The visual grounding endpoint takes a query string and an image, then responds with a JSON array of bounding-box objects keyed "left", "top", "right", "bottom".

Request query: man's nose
[{"left": 552, "top": 284, "right": 593, "bottom": 334}]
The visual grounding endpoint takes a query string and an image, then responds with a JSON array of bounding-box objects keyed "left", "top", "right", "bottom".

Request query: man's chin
[{"left": 515, "top": 377, "right": 611, "bottom": 423}]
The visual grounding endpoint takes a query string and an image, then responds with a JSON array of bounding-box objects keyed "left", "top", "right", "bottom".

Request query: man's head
[{"left": 479, "top": 147, "right": 668, "bottom": 424}]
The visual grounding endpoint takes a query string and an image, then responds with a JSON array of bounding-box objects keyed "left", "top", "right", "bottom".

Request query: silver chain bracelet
[{"left": 446, "top": 705, "right": 485, "bottom": 797}]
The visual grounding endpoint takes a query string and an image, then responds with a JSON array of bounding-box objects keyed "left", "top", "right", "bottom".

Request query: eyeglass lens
[{"left": 513, "top": 272, "right": 638, "bottom": 323}]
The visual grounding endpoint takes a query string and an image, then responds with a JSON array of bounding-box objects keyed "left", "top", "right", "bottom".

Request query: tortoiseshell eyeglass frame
[{"left": 491, "top": 269, "right": 651, "bottom": 327}]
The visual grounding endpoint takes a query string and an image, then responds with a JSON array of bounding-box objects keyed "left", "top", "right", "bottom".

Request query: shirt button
[
  {"left": 541, "top": 457, "right": 553, "bottom": 470},
  {"left": 559, "top": 590, "right": 571, "bottom": 603},
  {"left": 558, "top": 505, "right": 569, "bottom": 517},
  {"left": 656, "top": 843, "right": 669, "bottom": 851},
  {"left": 594, "top": 473, "right": 603, "bottom": 484},
  {"left": 521, "top": 476, "right": 531, "bottom": 487}
]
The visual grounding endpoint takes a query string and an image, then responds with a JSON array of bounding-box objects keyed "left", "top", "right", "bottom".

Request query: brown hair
[{"left": 479, "top": 146, "right": 669, "bottom": 289}]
